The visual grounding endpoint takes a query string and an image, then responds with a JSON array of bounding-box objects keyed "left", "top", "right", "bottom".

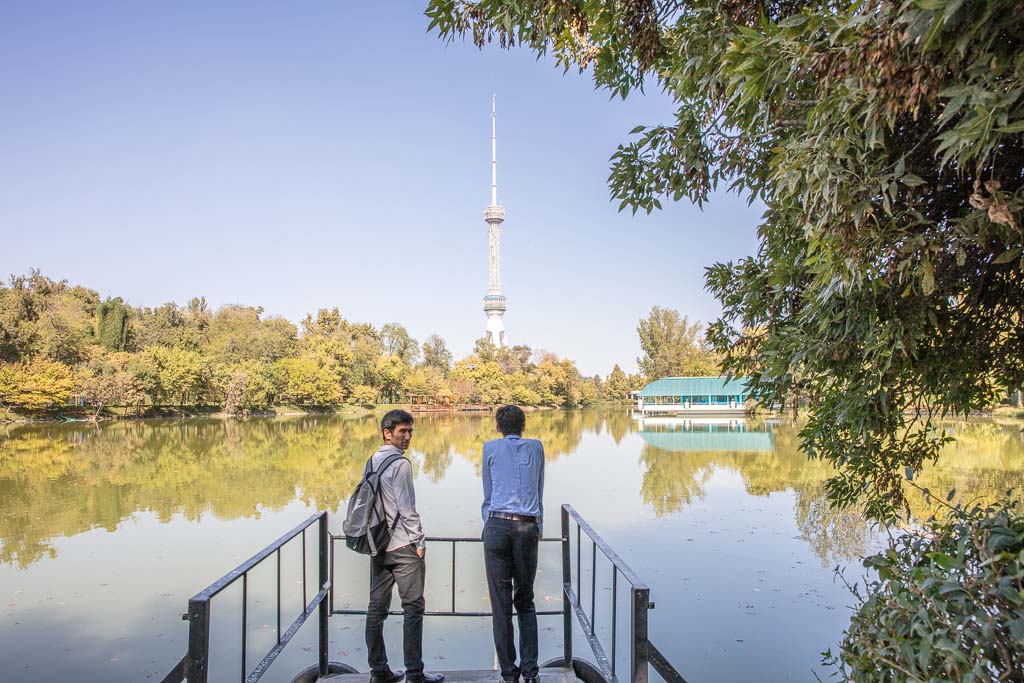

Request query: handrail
[
  {"left": 329, "top": 534, "right": 563, "bottom": 618},
  {"left": 563, "top": 505, "right": 648, "bottom": 590},
  {"left": 163, "top": 507, "right": 689, "bottom": 683},
  {"left": 192, "top": 511, "right": 323, "bottom": 601},
  {"left": 161, "top": 512, "right": 330, "bottom": 683},
  {"left": 561, "top": 504, "right": 689, "bottom": 683}
]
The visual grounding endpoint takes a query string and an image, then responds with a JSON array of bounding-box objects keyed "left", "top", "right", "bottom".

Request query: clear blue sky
[{"left": 0, "top": 2, "right": 761, "bottom": 376}]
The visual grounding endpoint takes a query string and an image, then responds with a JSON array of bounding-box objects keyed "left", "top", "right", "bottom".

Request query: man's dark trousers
[
  {"left": 483, "top": 516, "right": 539, "bottom": 682},
  {"left": 366, "top": 544, "right": 426, "bottom": 678}
]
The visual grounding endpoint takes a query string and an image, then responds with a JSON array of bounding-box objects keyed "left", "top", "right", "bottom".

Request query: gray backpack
[{"left": 342, "top": 453, "right": 405, "bottom": 556}]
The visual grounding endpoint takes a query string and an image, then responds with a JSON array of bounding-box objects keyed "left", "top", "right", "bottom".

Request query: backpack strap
[
  {"left": 364, "top": 452, "right": 405, "bottom": 479},
  {"left": 368, "top": 453, "right": 408, "bottom": 530},
  {"left": 373, "top": 453, "right": 406, "bottom": 478}
]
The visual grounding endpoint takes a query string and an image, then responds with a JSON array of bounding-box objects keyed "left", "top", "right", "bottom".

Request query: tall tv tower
[{"left": 482, "top": 95, "right": 508, "bottom": 347}]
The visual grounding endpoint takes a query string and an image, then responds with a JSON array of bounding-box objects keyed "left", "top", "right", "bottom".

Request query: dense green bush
[{"left": 827, "top": 496, "right": 1024, "bottom": 681}]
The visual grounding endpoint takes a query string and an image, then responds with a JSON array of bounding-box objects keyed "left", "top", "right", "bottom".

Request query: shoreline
[
  {"left": 4, "top": 403, "right": 1016, "bottom": 426},
  {"left": 0, "top": 404, "right": 400, "bottom": 424},
  {"left": 0, "top": 402, "right": 578, "bottom": 424}
]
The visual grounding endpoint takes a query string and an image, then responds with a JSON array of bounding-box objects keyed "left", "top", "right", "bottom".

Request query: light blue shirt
[{"left": 481, "top": 434, "right": 545, "bottom": 533}]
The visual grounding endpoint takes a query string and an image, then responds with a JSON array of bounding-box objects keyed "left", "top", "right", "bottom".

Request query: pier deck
[{"left": 323, "top": 669, "right": 576, "bottom": 683}]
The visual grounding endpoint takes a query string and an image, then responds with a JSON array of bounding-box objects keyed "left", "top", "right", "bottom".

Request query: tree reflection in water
[
  {"left": 1, "top": 411, "right": 1021, "bottom": 570},
  {"left": 0, "top": 409, "right": 589, "bottom": 569},
  {"left": 637, "top": 418, "right": 1024, "bottom": 566}
]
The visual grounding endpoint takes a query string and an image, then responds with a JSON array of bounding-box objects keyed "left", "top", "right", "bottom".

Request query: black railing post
[
  {"left": 330, "top": 529, "right": 336, "bottom": 616},
  {"left": 611, "top": 570, "right": 617, "bottom": 677},
  {"left": 318, "top": 513, "right": 330, "bottom": 677},
  {"left": 560, "top": 505, "right": 573, "bottom": 668},
  {"left": 186, "top": 597, "right": 211, "bottom": 683},
  {"left": 630, "top": 586, "right": 650, "bottom": 683},
  {"left": 590, "top": 542, "right": 596, "bottom": 636},
  {"left": 241, "top": 572, "right": 248, "bottom": 682},
  {"left": 276, "top": 548, "right": 282, "bottom": 645}
]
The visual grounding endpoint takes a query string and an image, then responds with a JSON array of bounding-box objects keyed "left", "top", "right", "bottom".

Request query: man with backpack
[
  {"left": 357, "top": 409, "right": 444, "bottom": 683},
  {"left": 481, "top": 405, "right": 545, "bottom": 683}
]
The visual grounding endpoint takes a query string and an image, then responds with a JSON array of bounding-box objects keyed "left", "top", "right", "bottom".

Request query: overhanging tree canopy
[{"left": 426, "top": 0, "right": 1024, "bottom": 519}]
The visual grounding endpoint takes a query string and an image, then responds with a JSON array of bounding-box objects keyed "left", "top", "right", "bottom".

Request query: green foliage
[
  {"left": 636, "top": 306, "right": 719, "bottom": 380},
  {"left": 827, "top": 495, "right": 1024, "bottom": 681},
  {"left": 420, "top": 334, "right": 453, "bottom": 375},
  {"left": 0, "top": 364, "right": 16, "bottom": 404},
  {"left": 0, "top": 271, "right": 98, "bottom": 364},
  {"left": 381, "top": 323, "right": 420, "bottom": 365},
  {"left": 498, "top": 344, "right": 532, "bottom": 374},
  {"left": 272, "top": 355, "right": 342, "bottom": 406},
  {"left": 219, "top": 360, "right": 276, "bottom": 414},
  {"left": 349, "top": 384, "right": 379, "bottom": 406},
  {"left": 75, "top": 349, "right": 147, "bottom": 411},
  {"left": 426, "top": 0, "right": 1024, "bottom": 520},
  {"left": 0, "top": 272, "right": 627, "bottom": 411},
  {"left": 402, "top": 366, "right": 447, "bottom": 399},
  {"left": 143, "top": 346, "right": 208, "bottom": 405},
  {"left": 0, "top": 358, "right": 75, "bottom": 409},
  {"left": 448, "top": 348, "right": 591, "bottom": 408},
  {"left": 605, "top": 364, "right": 632, "bottom": 399},
  {"left": 95, "top": 297, "right": 128, "bottom": 351},
  {"left": 205, "top": 305, "right": 298, "bottom": 364},
  {"left": 473, "top": 337, "right": 497, "bottom": 361},
  {"left": 376, "top": 353, "right": 407, "bottom": 403}
]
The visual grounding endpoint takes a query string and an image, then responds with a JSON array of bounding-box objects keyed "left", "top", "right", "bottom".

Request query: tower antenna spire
[
  {"left": 490, "top": 94, "right": 498, "bottom": 206},
  {"left": 483, "top": 95, "right": 508, "bottom": 347}
]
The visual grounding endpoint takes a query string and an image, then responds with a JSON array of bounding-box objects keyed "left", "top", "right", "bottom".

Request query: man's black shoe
[
  {"left": 523, "top": 677, "right": 539, "bottom": 683},
  {"left": 407, "top": 672, "right": 445, "bottom": 683},
  {"left": 370, "top": 669, "right": 405, "bottom": 683}
]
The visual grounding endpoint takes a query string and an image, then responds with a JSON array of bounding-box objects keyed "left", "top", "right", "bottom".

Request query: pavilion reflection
[{"left": 637, "top": 417, "right": 1024, "bottom": 565}]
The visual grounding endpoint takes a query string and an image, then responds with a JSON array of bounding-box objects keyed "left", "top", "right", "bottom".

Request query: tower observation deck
[{"left": 483, "top": 96, "right": 507, "bottom": 346}]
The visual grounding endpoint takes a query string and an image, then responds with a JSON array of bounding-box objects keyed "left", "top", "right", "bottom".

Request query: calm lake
[{"left": 1, "top": 410, "right": 1022, "bottom": 682}]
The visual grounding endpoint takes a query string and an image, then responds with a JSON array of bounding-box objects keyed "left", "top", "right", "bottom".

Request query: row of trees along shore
[{"left": 0, "top": 271, "right": 722, "bottom": 415}]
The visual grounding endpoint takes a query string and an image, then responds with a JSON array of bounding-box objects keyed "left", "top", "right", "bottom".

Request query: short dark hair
[
  {"left": 495, "top": 404, "right": 526, "bottom": 436},
  {"left": 381, "top": 409, "right": 414, "bottom": 437}
]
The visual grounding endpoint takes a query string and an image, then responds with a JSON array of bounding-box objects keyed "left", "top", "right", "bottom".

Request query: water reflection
[
  {"left": 0, "top": 411, "right": 592, "bottom": 569},
  {"left": 1, "top": 412, "right": 1022, "bottom": 571},
  {"left": 636, "top": 417, "right": 1024, "bottom": 565},
  {"left": 637, "top": 417, "right": 775, "bottom": 452}
]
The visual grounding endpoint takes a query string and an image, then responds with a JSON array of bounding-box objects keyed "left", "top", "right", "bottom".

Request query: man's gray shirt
[{"left": 370, "top": 445, "right": 425, "bottom": 551}]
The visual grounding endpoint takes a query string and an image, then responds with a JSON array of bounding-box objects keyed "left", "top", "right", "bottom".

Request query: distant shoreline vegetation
[{"left": 0, "top": 271, "right": 648, "bottom": 420}]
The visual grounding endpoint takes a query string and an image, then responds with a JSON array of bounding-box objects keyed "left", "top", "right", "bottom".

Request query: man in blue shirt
[{"left": 481, "top": 404, "right": 545, "bottom": 683}]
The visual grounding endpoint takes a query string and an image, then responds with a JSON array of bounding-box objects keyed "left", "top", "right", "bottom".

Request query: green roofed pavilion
[{"left": 636, "top": 376, "right": 749, "bottom": 414}]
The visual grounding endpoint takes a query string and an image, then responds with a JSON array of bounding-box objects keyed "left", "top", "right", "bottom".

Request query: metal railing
[
  {"left": 561, "top": 505, "right": 688, "bottom": 683},
  {"left": 162, "top": 507, "right": 687, "bottom": 683},
  {"left": 329, "top": 534, "right": 563, "bottom": 618},
  {"left": 162, "top": 512, "right": 331, "bottom": 683}
]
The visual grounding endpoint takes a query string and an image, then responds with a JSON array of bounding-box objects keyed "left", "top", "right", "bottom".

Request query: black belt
[{"left": 489, "top": 511, "right": 538, "bottom": 523}]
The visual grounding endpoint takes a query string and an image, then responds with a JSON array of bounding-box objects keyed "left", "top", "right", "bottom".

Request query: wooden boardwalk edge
[{"left": 322, "top": 668, "right": 576, "bottom": 683}]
